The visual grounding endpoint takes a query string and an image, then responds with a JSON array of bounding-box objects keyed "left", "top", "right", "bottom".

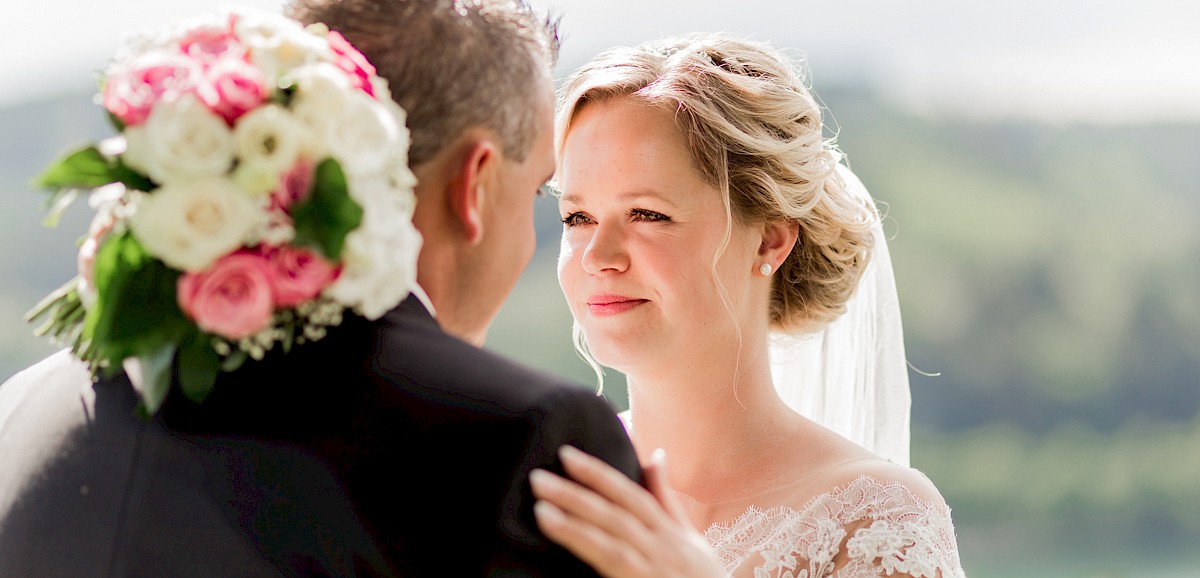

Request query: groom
[{"left": 0, "top": 0, "right": 640, "bottom": 576}]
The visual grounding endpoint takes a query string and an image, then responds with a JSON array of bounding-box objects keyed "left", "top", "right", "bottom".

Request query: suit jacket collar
[
  {"left": 409, "top": 283, "right": 437, "bottom": 318},
  {"left": 383, "top": 293, "right": 441, "bottom": 331}
]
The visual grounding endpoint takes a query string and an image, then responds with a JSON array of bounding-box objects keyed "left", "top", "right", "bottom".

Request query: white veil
[{"left": 769, "top": 167, "right": 912, "bottom": 466}]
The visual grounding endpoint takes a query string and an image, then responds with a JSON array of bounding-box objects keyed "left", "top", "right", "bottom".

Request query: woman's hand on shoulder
[{"left": 530, "top": 445, "right": 726, "bottom": 578}]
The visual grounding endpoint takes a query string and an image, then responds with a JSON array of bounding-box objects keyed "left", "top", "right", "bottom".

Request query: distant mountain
[{"left": 822, "top": 86, "right": 1200, "bottom": 434}]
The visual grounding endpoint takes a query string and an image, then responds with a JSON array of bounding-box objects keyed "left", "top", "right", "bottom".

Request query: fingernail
[
  {"left": 559, "top": 444, "right": 583, "bottom": 461},
  {"left": 651, "top": 447, "right": 666, "bottom": 465},
  {"left": 530, "top": 469, "right": 556, "bottom": 490},
  {"left": 534, "top": 500, "right": 564, "bottom": 524}
]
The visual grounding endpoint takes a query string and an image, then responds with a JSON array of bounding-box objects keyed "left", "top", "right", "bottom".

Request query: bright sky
[{"left": 5, "top": 0, "right": 1199, "bottom": 123}]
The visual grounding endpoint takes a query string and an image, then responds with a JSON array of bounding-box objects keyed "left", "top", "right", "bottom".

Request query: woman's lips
[{"left": 586, "top": 294, "right": 648, "bottom": 316}]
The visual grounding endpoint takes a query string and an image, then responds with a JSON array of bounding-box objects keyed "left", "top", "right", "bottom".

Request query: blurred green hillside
[{"left": 3, "top": 89, "right": 1198, "bottom": 577}]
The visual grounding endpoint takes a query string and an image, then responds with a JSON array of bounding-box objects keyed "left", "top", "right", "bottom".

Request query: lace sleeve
[
  {"left": 834, "top": 479, "right": 965, "bottom": 578},
  {"left": 704, "top": 476, "right": 965, "bottom": 578}
]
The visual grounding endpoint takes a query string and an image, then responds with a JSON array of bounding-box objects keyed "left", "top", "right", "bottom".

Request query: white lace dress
[{"left": 702, "top": 475, "right": 965, "bottom": 578}]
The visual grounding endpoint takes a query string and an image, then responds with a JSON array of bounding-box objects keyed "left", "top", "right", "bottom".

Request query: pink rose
[
  {"left": 178, "top": 251, "right": 275, "bottom": 339},
  {"left": 263, "top": 245, "right": 339, "bottom": 307},
  {"left": 327, "top": 30, "right": 376, "bottom": 97},
  {"left": 272, "top": 159, "right": 314, "bottom": 211},
  {"left": 205, "top": 57, "right": 269, "bottom": 125},
  {"left": 179, "top": 22, "right": 245, "bottom": 65},
  {"left": 103, "top": 52, "right": 213, "bottom": 127}
]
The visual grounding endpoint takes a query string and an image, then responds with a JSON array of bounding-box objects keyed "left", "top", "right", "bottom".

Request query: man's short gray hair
[{"left": 287, "top": 0, "right": 560, "bottom": 166}]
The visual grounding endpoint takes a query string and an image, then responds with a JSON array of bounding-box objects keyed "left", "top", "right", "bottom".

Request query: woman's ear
[
  {"left": 758, "top": 219, "right": 799, "bottom": 268},
  {"left": 446, "top": 138, "right": 499, "bottom": 245}
]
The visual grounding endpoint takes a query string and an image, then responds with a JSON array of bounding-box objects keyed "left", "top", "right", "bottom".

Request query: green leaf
[
  {"left": 221, "top": 349, "right": 249, "bottom": 373},
  {"left": 106, "top": 109, "right": 126, "bottom": 133},
  {"left": 131, "top": 341, "right": 176, "bottom": 415},
  {"left": 111, "top": 157, "right": 154, "bottom": 192},
  {"left": 32, "top": 145, "right": 117, "bottom": 191},
  {"left": 291, "top": 158, "right": 363, "bottom": 261},
  {"left": 269, "top": 83, "right": 297, "bottom": 107},
  {"left": 85, "top": 232, "right": 192, "bottom": 370},
  {"left": 177, "top": 331, "right": 220, "bottom": 403}
]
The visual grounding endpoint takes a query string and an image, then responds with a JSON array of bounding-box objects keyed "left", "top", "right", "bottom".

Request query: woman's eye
[
  {"left": 561, "top": 212, "right": 594, "bottom": 227},
  {"left": 630, "top": 208, "right": 671, "bottom": 222}
]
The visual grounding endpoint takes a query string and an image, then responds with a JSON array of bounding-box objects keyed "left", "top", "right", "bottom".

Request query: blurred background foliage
[{"left": 3, "top": 82, "right": 1197, "bottom": 577}]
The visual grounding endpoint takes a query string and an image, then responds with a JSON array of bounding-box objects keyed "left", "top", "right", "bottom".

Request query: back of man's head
[{"left": 287, "top": 0, "right": 560, "bottom": 168}]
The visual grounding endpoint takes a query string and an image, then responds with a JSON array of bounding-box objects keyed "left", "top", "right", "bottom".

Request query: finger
[
  {"left": 533, "top": 499, "right": 651, "bottom": 578},
  {"left": 530, "top": 469, "right": 654, "bottom": 551},
  {"left": 558, "top": 444, "right": 668, "bottom": 530},
  {"left": 644, "top": 448, "right": 691, "bottom": 524}
]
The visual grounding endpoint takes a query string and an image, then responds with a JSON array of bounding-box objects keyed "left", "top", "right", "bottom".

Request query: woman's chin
[{"left": 585, "top": 338, "right": 651, "bottom": 374}]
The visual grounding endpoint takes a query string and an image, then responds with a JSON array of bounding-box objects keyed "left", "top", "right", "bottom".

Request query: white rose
[
  {"left": 369, "top": 76, "right": 393, "bottom": 103},
  {"left": 288, "top": 63, "right": 403, "bottom": 177},
  {"left": 378, "top": 95, "right": 418, "bottom": 196},
  {"left": 324, "top": 215, "right": 422, "bottom": 319},
  {"left": 231, "top": 161, "right": 279, "bottom": 198},
  {"left": 325, "top": 91, "right": 403, "bottom": 178},
  {"left": 130, "top": 177, "right": 265, "bottom": 272},
  {"left": 234, "top": 104, "right": 306, "bottom": 172},
  {"left": 386, "top": 156, "right": 419, "bottom": 214},
  {"left": 237, "top": 9, "right": 332, "bottom": 84},
  {"left": 346, "top": 177, "right": 414, "bottom": 231},
  {"left": 123, "top": 93, "right": 235, "bottom": 185},
  {"left": 381, "top": 96, "right": 414, "bottom": 160},
  {"left": 341, "top": 157, "right": 417, "bottom": 222},
  {"left": 289, "top": 63, "right": 352, "bottom": 123},
  {"left": 288, "top": 62, "right": 354, "bottom": 160}
]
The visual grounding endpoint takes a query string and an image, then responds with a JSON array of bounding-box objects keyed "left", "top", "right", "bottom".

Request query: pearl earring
[{"left": 759, "top": 263, "right": 773, "bottom": 276}]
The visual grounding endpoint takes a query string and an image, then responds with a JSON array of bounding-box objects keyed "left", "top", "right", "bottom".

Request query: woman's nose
[{"left": 581, "top": 223, "right": 630, "bottom": 275}]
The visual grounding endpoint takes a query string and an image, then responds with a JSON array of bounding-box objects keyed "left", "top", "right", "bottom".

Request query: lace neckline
[
  {"left": 701, "top": 474, "right": 964, "bottom": 578},
  {"left": 701, "top": 473, "right": 944, "bottom": 534}
]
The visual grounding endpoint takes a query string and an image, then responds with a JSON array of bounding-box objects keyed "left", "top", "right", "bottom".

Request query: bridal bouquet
[{"left": 28, "top": 8, "right": 421, "bottom": 413}]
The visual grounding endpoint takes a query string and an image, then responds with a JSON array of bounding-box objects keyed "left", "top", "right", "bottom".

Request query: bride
[{"left": 528, "top": 34, "right": 965, "bottom": 577}]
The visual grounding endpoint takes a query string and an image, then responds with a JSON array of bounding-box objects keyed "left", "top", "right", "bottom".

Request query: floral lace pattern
[{"left": 703, "top": 476, "right": 965, "bottom": 578}]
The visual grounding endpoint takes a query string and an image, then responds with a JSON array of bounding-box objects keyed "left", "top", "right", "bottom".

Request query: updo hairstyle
[{"left": 556, "top": 34, "right": 877, "bottom": 332}]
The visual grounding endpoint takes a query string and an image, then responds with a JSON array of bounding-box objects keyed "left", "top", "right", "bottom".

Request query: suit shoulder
[
  {"left": 374, "top": 314, "right": 602, "bottom": 412},
  {"left": 0, "top": 350, "right": 96, "bottom": 443},
  {"left": 0, "top": 351, "right": 142, "bottom": 571},
  {"left": 1, "top": 349, "right": 89, "bottom": 396}
]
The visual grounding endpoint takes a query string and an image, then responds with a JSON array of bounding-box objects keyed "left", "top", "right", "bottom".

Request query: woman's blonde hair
[{"left": 557, "top": 34, "right": 877, "bottom": 333}]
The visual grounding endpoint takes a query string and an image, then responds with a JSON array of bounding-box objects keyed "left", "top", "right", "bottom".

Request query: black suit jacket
[{"left": 0, "top": 296, "right": 641, "bottom": 576}]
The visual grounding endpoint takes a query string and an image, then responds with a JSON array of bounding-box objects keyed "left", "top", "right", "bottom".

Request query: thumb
[{"left": 645, "top": 448, "right": 689, "bottom": 524}]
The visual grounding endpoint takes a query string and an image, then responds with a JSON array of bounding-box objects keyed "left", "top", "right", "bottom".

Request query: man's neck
[
  {"left": 414, "top": 250, "right": 488, "bottom": 347},
  {"left": 408, "top": 150, "right": 492, "bottom": 347}
]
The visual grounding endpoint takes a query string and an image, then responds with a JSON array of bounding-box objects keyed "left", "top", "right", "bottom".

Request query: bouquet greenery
[{"left": 28, "top": 7, "right": 421, "bottom": 413}]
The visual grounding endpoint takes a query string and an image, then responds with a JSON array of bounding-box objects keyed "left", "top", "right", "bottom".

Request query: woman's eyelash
[
  {"left": 561, "top": 212, "right": 592, "bottom": 226},
  {"left": 561, "top": 209, "right": 671, "bottom": 227},
  {"left": 630, "top": 208, "right": 671, "bottom": 222}
]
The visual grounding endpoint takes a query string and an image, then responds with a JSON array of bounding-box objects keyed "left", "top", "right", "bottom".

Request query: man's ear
[
  {"left": 446, "top": 138, "right": 499, "bottom": 246},
  {"left": 758, "top": 218, "right": 800, "bottom": 267}
]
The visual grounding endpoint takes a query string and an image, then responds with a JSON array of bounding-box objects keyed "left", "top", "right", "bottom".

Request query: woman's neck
[{"left": 624, "top": 347, "right": 802, "bottom": 503}]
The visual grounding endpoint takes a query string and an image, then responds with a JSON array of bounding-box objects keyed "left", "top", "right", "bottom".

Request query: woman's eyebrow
[{"left": 561, "top": 188, "right": 678, "bottom": 207}]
